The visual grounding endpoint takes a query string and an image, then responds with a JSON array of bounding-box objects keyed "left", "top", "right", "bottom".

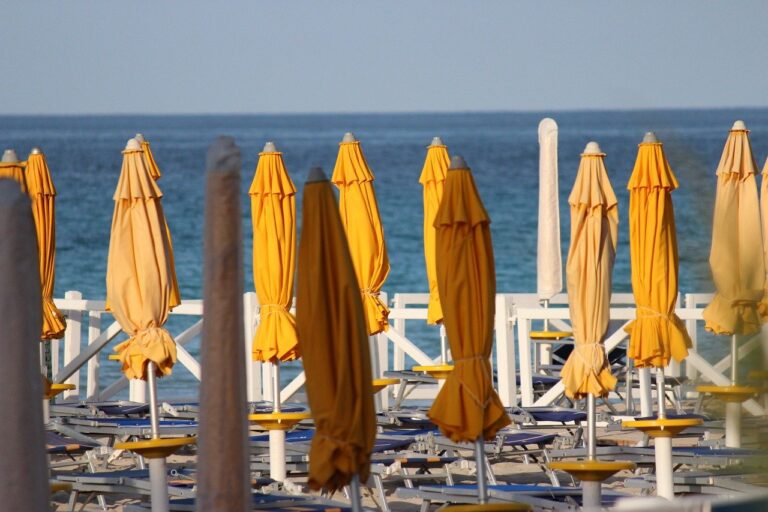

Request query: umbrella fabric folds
[
  {"left": 331, "top": 136, "right": 390, "bottom": 335},
  {"left": 0, "top": 154, "right": 26, "bottom": 193},
  {"left": 625, "top": 139, "right": 691, "bottom": 368},
  {"left": 762, "top": 158, "right": 768, "bottom": 310},
  {"left": 26, "top": 149, "right": 66, "bottom": 340},
  {"left": 703, "top": 124, "right": 765, "bottom": 335},
  {"left": 138, "top": 135, "right": 181, "bottom": 309},
  {"left": 537, "top": 118, "right": 563, "bottom": 301},
  {"left": 427, "top": 160, "right": 510, "bottom": 442},
  {"left": 560, "top": 143, "right": 618, "bottom": 399},
  {"left": 419, "top": 141, "right": 450, "bottom": 325},
  {"left": 107, "top": 139, "right": 177, "bottom": 380},
  {"left": 295, "top": 168, "right": 376, "bottom": 492},
  {"left": 249, "top": 148, "right": 299, "bottom": 362}
]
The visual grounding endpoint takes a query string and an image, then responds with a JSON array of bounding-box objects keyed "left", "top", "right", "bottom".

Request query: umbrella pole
[
  {"left": 654, "top": 367, "right": 674, "bottom": 500},
  {"left": 270, "top": 361, "right": 287, "bottom": 481},
  {"left": 350, "top": 474, "right": 363, "bottom": 512},
  {"left": 725, "top": 335, "right": 742, "bottom": 447},
  {"left": 475, "top": 437, "right": 488, "bottom": 504},
  {"left": 439, "top": 324, "right": 447, "bottom": 364},
  {"left": 146, "top": 361, "right": 170, "bottom": 512},
  {"left": 638, "top": 368, "right": 653, "bottom": 417},
  {"left": 583, "top": 393, "right": 601, "bottom": 510}
]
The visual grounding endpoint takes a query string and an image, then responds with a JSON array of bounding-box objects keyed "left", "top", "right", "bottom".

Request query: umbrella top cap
[
  {"left": 429, "top": 136, "right": 444, "bottom": 147},
  {"left": 341, "top": 132, "right": 357, "bottom": 143},
  {"left": 262, "top": 141, "right": 277, "bottom": 152},
  {"left": 448, "top": 155, "right": 469, "bottom": 170},
  {"left": 134, "top": 133, "right": 145, "bottom": 143},
  {"left": 1, "top": 149, "right": 19, "bottom": 163},
  {"left": 124, "top": 138, "right": 141, "bottom": 151},
  {"left": 642, "top": 132, "right": 658, "bottom": 144},
  {"left": 732, "top": 120, "right": 747, "bottom": 131},
  {"left": 206, "top": 136, "right": 242, "bottom": 173},
  {"left": 30, "top": 147, "right": 42, "bottom": 155},
  {"left": 306, "top": 166, "right": 327, "bottom": 183},
  {"left": 582, "top": 141, "right": 604, "bottom": 155}
]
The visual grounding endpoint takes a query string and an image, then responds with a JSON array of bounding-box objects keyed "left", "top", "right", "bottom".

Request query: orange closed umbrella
[
  {"left": 625, "top": 133, "right": 691, "bottom": 368},
  {"left": 560, "top": 142, "right": 618, "bottom": 399},
  {"left": 427, "top": 156, "right": 510, "bottom": 443},
  {"left": 331, "top": 133, "right": 390, "bottom": 335},
  {"left": 107, "top": 138, "right": 177, "bottom": 380},
  {"left": 250, "top": 142, "right": 299, "bottom": 363},
  {"left": 295, "top": 167, "right": 376, "bottom": 493},
  {"left": 420, "top": 137, "right": 450, "bottom": 325},
  {"left": 703, "top": 121, "right": 765, "bottom": 335},
  {"left": 26, "top": 148, "right": 66, "bottom": 340},
  {"left": 0, "top": 149, "right": 26, "bottom": 193}
]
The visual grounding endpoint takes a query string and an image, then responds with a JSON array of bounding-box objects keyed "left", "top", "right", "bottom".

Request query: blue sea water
[{"left": 2, "top": 109, "right": 767, "bottom": 397}]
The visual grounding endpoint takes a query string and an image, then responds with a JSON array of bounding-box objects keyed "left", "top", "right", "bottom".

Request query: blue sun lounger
[
  {"left": 122, "top": 492, "right": 352, "bottom": 511},
  {"left": 66, "top": 417, "right": 198, "bottom": 438}
]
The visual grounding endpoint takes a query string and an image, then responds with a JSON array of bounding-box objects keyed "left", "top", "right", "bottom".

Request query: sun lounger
[
  {"left": 66, "top": 416, "right": 198, "bottom": 438},
  {"left": 122, "top": 492, "right": 353, "bottom": 511},
  {"left": 624, "top": 468, "right": 768, "bottom": 496}
]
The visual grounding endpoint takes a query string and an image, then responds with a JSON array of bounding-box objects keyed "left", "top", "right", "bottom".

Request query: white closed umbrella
[{"left": 537, "top": 118, "right": 562, "bottom": 304}]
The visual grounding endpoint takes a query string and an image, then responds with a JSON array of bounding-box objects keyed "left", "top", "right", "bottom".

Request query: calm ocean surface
[{"left": 2, "top": 110, "right": 766, "bottom": 397}]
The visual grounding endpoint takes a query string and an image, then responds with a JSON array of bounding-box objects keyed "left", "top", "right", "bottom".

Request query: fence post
[
  {"left": 392, "top": 294, "right": 406, "bottom": 371},
  {"left": 86, "top": 310, "right": 101, "bottom": 400},
  {"left": 243, "top": 292, "right": 262, "bottom": 402},
  {"left": 684, "top": 293, "right": 699, "bottom": 388},
  {"left": 516, "top": 310, "right": 534, "bottom": 406},
  {"left": 495, "top": 294, "right": 517, "bottom": 407},
  {"left": 62, "top": 291, "right": 82, "bottom": 400}
]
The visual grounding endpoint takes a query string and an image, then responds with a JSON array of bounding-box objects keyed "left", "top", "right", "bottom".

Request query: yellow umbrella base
[
  {"left": 412, "top": 364, "right": 454, "bottom": 379},
  {"left": 623, "top": 418, "right": 703, "bottom": 438},
  {"left": 529, "top": 331, "right": 573, "bottom": 340},
  {"left": 697, "top": 385, "right": 759, "bottom": 403},
  {"left": 248, "top": 412, "right": 311, "bottom": 430},
  {"left": 547, "top": 460, "right": 635, "bottom": 482},
  {"left": 115, "top": 436, "right": 197, "bottom": 459},
  {"left": 372, "top": 378, "right": 400, "bottom": 393},
  {"left": 45, "top": 383, "right": 76, "bottom": 400},
  {"left": 442, "top": 504, "right": 532, "bottom": 511}
]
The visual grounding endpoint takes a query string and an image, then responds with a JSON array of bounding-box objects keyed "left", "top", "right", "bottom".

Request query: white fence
[{"left": 49, "top": 290, "right": 766, "bottom": 416}]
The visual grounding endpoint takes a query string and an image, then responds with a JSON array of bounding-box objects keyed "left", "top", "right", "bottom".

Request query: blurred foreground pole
[
  {"left": 196, "top": 138, "right": 250, "bottom": 512},
  {"left": 0, "top": 180, "right": 49, "bottom": 511}
]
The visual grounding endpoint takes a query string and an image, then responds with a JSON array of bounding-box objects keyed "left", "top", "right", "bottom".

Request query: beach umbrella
[
  {"left": 703, "top": 121, "right": 764, "bottom": 337},
  {"left": 295, "top": 167, "right": 375, "bottom": 506},
  {"left": 0, "top": 180, "right": 50, "bottom": 512},
  {"left": 537, "top": 118, "right": 562, "bottom": 308},
  {"left": 107, "top": 138, "right": 180, "bottom": 511},
  {"left": 420, "top": 137, "right": 449, "bottom": 326},
  {"left": 625, "top": 133, "right": 691, "bottom": 369},
  {"left": 0, "top": 149, "right": 26, "bottom": 193},
  {"left": 26, "top": 148, "right": 67, "bottom": 340},
  {"left": 249, "top": 141, "right": 299, "bottom": 481},
  {"left": 560, "top": 142, "right": 618, "bottom": 400},
  {"left": 427, "top": 156, "right": 510, "bottom": 503},
  {"left": 135, "top": 133, "right": 181, "bottom": 309},
  {"left": 762, "top": 157, "right": 768, "bottom": 318},
  {"left": 331, "top": 133, "right": 390, "bottom": 335}
]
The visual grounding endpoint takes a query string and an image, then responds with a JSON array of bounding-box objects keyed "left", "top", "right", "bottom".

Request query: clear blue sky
[{"left": 3, "top": 1, "right": 768, "bottom": 114}]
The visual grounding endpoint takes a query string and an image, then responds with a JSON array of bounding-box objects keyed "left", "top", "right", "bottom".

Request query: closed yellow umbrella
[
  {"left": 0, "top": 149, "right": 26, "bottom": 193},
  {"left": 296, "top": 167, "right": 376, "bottom": 493},
  {"left": 107, "top": 138, "right": 177, "bottom": 380},
  {"left": 703, "top": 121, "right": 765, "bottom": 336},
  {"left": 420, "top": 137, "right": 449, "bottom": 325},
  {"left": 427, "top": 156, "right": 510, "bottom": 443},
  {"left": 331, "top": 133, "right": 390, "bottom": 335},
  {"left": 26, "top": 148, "right": 66, "bottom": 340},
  {"left": 625, "top": 134, "right": 691, "bottom": 368},
  {"left": 135, "top": 133, "right": 181, "bottom": 309},
  {"left": 761, "top": 157, "right": 768, "bottom": 315},
  {"left": 250, "top": 142, "right": 299, "bottom": 362},
  {"left": 560, "top": 142, "right": 618, "bottom": 399}
]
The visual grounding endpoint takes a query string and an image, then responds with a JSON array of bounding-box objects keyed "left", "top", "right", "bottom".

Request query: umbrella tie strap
[
  {"left": 258, "top": 304, "right": 289, "bottom": 316},
  {"left": 361, "top": 288, "right": 380, "bottom": 297},
  {"left": 636, "top": 306, "right": 671, "bottom": 320},
  {"left": 572, "top": 343, "right": 607, "bottom": 373},
  {"left": 453, "top": 355, "right": 493, "bottom": 408}
]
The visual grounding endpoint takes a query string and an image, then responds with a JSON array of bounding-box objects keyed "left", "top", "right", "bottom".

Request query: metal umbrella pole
[
  {"left": 349, "top": 474, "right": 363, "bottom": 512},
  {"left": 582, "top": 393, "right": 601, "bottom": 510},
  {"left": 475, "top": 437, "right": 488, "bottom": 504},
  {"left": 146, "top": 361, "right": 169, "bottom": 512},
  {"left": 725, "top": 335, "right": 742, "bottom": 447},
  {"left": 439, "top": 324, "right": 448, "bottom": 363},
  {"left": 270, "top": 360, "right": 287, "bottom": 481},
  {"left": 654, "top": 367, "right": 674, "bottom": 500}
]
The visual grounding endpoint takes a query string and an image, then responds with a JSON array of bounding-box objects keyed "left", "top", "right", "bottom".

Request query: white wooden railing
[{"left": 49, "top": 290, "right": 766, "bottom": 416}]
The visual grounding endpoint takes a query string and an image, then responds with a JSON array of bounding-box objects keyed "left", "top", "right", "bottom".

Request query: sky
[{"left": 3, "top": 1, "right": 768, "bottom": 115}]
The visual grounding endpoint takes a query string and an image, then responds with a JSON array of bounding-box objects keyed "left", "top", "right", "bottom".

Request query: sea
[{"left": 2, "top": 109, "right": 767, "bottom": 398}]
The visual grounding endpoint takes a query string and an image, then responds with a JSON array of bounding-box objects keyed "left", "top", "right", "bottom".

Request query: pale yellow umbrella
[
  {"left": 560, "top": 142, "right": 618, "bottom": 400},
  {"left": 250, "top": 142, "right": 299, "bottom": 363},
  {"left": 625, "top": 133, "right": 691, "bottom": 369},
  {"left": 420, "top": 137, "right": 449, "bottom": 325},
  {"left": 26, "top": 148, "right": 67, "bottom": 340},
  {"left": 331, "top": 133, "right": 390, "bottom": 335},
  {"left": 759, "top": 156, "right": 768, "bottom": 318},
  {"left": 134, "top": 133, "right": 181, "bottom": 309},
  {"left": 107, "top": 138, "right": 177, "bottom": 380},
  {"left": 0, "top": 149, "right": 26, "bottom": 193},
  {"left": 703, "top": 121, "right": 764, "bottom": 336},
  {"left": 296, "top": 167, "right": 376, "bottom": 499}
]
